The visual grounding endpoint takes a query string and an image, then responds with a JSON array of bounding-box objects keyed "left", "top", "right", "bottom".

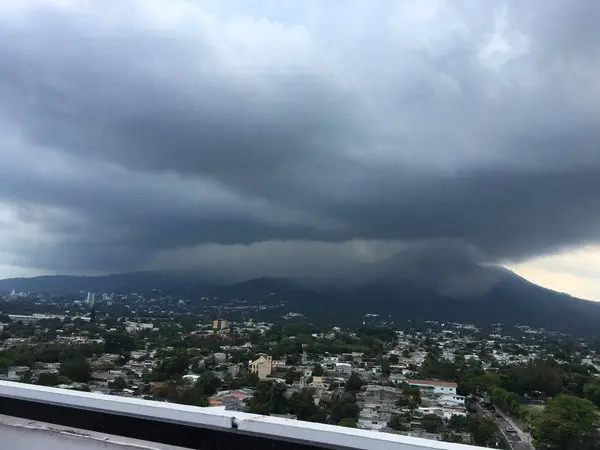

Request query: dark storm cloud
[{"left": 0, "top": 0, "right": 600, "bottom": 276}]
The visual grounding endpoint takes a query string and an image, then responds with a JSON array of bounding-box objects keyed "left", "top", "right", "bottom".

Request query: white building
[
  {"left": 183, "top": 374, "right": 201, "bottom": 384},
  {"left": 7, "top": 367, "right": 30, "bottom": 381},
  {"left": 335, "top": 362, "right": 352, "bottom": 376},
  {"left": 86, "top": 292, "right": 96, "bottom": 306},
  {"left": 442, "top": 407, "right": 467, "bottom": 419},
  {"left": 406, "top": 379, "right": 457, "bottom": 395},
  {"left": 8, "top": 314, "right": 64, "bottom": 324},
  {"left": 124, "top": 322, "right": 154, "bottom": 332},
  {"left": 213, "top": 353, "right": 227, "bottom": 363},
  {"left": 438, "top": 394, "right": 465, "bottom": 406},
  {"left": 418, "top": 406, "right": 467, "bottom": 419},
  {"left": 389, "top": 374, "right": 405, "bottom": 385}
]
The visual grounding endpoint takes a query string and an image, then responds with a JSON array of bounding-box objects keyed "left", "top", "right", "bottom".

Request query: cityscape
[
  {"left": 1, "top": 0, "right": 600, "bottom": 449},
  {"left": 1, "top": 287, "right": 599, "bottom": 448}
]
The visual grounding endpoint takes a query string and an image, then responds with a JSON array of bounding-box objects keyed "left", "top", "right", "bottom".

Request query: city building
[
  {"left": 334, "top": 362, "right": 352, "bottom": 376},
  {"left": 124, "top": 321, "right": 154, "bottom": 333},
  {"left": 86, "top": 292, "right": 96, "bottom": 321},
  {"left": 8, "top": 314, "right": 64, "bottom": 324},
  {"left": 6, "top": 367, "right": 30, "bottom": 382},
  {"left": 86, "top": 292, "right": 96, "bottom": 307},
  {"left": 212, "top": 318, "right": 229, "bottom": 331},
  {"left": 438, "top": 394, "right": 465, "bottom": 406},
  {"left": 405, "top": 380, "right": 457, "bottom": 395},
  {"left": 357, "top": 385, "right": 403, "bottom": 430},
  {"left": 249, "top": 354, "right": 272, "bottom": 379},
  {"left": 208, "top": 390, "right": 250, "bottom": 411}
]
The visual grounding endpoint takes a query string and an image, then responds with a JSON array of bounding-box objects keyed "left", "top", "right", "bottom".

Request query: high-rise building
[
  {"left": 86, "top": 292, "right": 96, "bottom": 307},
  {"left": 7, "top": 289, "right": 18, "bottom": 302},
  {"left": 86, "top": 292, "right": 96, "bottom": 322},
  {"left": 212, "top": 318, "right": 229, "bottom": 331}
]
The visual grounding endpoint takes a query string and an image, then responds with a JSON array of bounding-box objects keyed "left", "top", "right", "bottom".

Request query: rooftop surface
[
  {"left": 0, "top": 380, "right": 482, "bottom": 450},
  {"left": 406, "top": 380, "right": 459, "bottom": 388}
]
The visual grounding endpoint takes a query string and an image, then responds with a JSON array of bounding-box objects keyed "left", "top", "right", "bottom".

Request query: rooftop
[
  {"left": 406, "top": 380, "right": 458, "bottom": 388},
  {"left": 0, "top": 380, "right": 481, "bottom": 450}
]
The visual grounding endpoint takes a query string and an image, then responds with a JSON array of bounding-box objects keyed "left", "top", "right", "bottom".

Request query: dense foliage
[{"left": 532, "top": 395, "right": 600, "bottom": 449}]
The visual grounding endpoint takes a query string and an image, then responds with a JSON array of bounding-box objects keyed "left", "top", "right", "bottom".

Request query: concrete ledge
[{"left": 0, "top": 381, "right": 480, "bottom": 450}]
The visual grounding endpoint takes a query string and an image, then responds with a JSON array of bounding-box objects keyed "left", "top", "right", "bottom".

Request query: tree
[
  {"left": 389, "top": 354, "right": 399, "bottom": 364},
  {"left": 388, "top": 414, "right": 409, "bottom": 431},
  {"left": 103, "top": 332, "right": 137, "bottom": 354},
  {"left": 37, "top": 345, "right": 62, "bottom": 363},
  {"left": 196, "top": 371, "right": 220, "bottom": 396},
  {"left": 246, "top": 381, "right": 288, "bottom": 415},
  {"left": 420, "top": 414, "right": 443, "bottom": 433},
  {"left": 469, "top": 416, "right": 500, "bottom": 447},
  {"left": 117, "top": 351, "right": 131, "bottom": 366},
  {"left": 245, "top": 372, "right": 260, "bottom": 387},
  {"left": 0, "top": 314, "right": 11, "bottom": 323},
  {"left": 458, "top": 370, "right": 501, "bottom": 396},
  {"left": 442, "top": 432, "right": 463, "bottom": 443},
  {"left": 491, "top": 387, "right": 521, "bottom": 417},
  {"left": 312, "top": 364, "right": 324, "bottom": 377},
  {"left": 447, "top": 414, "right": 469, "bottom": 432},
  {"left": 265, "top": 324, "right": 283, "bottom": 342},
  {"left": 110, "top": 376, "right": 128, "bottom": 390},
  {"left": 419, "top": 352, "right": 458, "bottom": 380},
  {"left": 311, "top": 407, "right": 328, "bottom": 423},
  {"left": 284, "top": 370, "right": 300, "bottom": 385},
  {"left": 398, "top": 383, "right": 421, "bottom": 409},
  {"left": 176, "top": 385, "right": 209, "bottom": 407},
  {"left": 379, "top": 359, "right": 391, "bottom": 377},
  {"left": 286, "top": 354, "right": 301, "bottom": 366},
  {"left": 583, "top": 380, "right": 600, "bottom": 407},
  {"left": 152, "top": 381, "right": 178, "bottom": 402},
  {"left": 329, "top": 393, "right": 359, "bottom": 424},
  {"left": 152, "top": 353, "right": 190, "bottom": 380},
  {"left": 59, "top": 359, "right": 91, "bottom": 382},
  {"left": 345, "top": 373, "right": 363, "bottom": 394},
  {"left": 0, "top": 357, "right": 12, "bottom": 374},
  {"left": 532, "top": 394, "right": 600, "bottom": 449},
  {"left": 501, "top": 359, "right": 563, "bottom": 397},
  {"left": 337, "top": 418, "right": 357, "bottom": 428},
  {"left": 289, "top": 388, "right": 317, "bottom": 421},
  {"left": 36, "top": 372, "right": 60, "bottom": 387}
]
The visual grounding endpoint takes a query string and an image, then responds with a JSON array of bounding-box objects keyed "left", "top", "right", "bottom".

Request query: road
[
  {"left": 475, "top": 403, "right": 534, "bottom": 450},
  {"left": 496, "top": 408, "right": 534, "bottom": 449}
]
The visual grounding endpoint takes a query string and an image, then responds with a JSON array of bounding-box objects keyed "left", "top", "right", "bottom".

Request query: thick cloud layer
[{"left": 1, "top": 0, "right": 600, "bottom": 278}]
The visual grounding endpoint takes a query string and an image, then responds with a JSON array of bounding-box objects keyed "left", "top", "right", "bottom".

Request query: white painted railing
[{"left": 0, "top": 381, "right": 483, "bottom": 450}]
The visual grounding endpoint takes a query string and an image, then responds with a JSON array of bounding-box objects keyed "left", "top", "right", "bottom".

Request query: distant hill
[
  {"left": 1, "top": 267, "right": 599, "bottom": 335},
  {"left": 0, "top": 271, "right": 215, "bottom": 296},
  {"left": 319, "top": 271, "right": 599, "bottom": 334}
]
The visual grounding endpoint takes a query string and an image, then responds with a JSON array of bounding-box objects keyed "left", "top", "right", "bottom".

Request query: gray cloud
[{"left": 0, "top": 0, "right": 600, "bottom": 277}]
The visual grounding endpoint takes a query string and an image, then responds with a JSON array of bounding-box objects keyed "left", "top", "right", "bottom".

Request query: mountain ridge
[{"left": 0, "top": 269, "right": 598, "bottom": 335}]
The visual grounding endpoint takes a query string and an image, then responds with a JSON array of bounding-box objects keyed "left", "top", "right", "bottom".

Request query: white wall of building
[
  {"left": 439, "top": 395, "right": 465, "bottom": 405},
  {"left": 433, "top": 386, "right": 456, "bottom": 395}
]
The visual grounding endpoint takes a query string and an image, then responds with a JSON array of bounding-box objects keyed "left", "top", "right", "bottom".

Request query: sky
[{"left": 0, "top": 0, "right": 599, "bottom": 299}]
